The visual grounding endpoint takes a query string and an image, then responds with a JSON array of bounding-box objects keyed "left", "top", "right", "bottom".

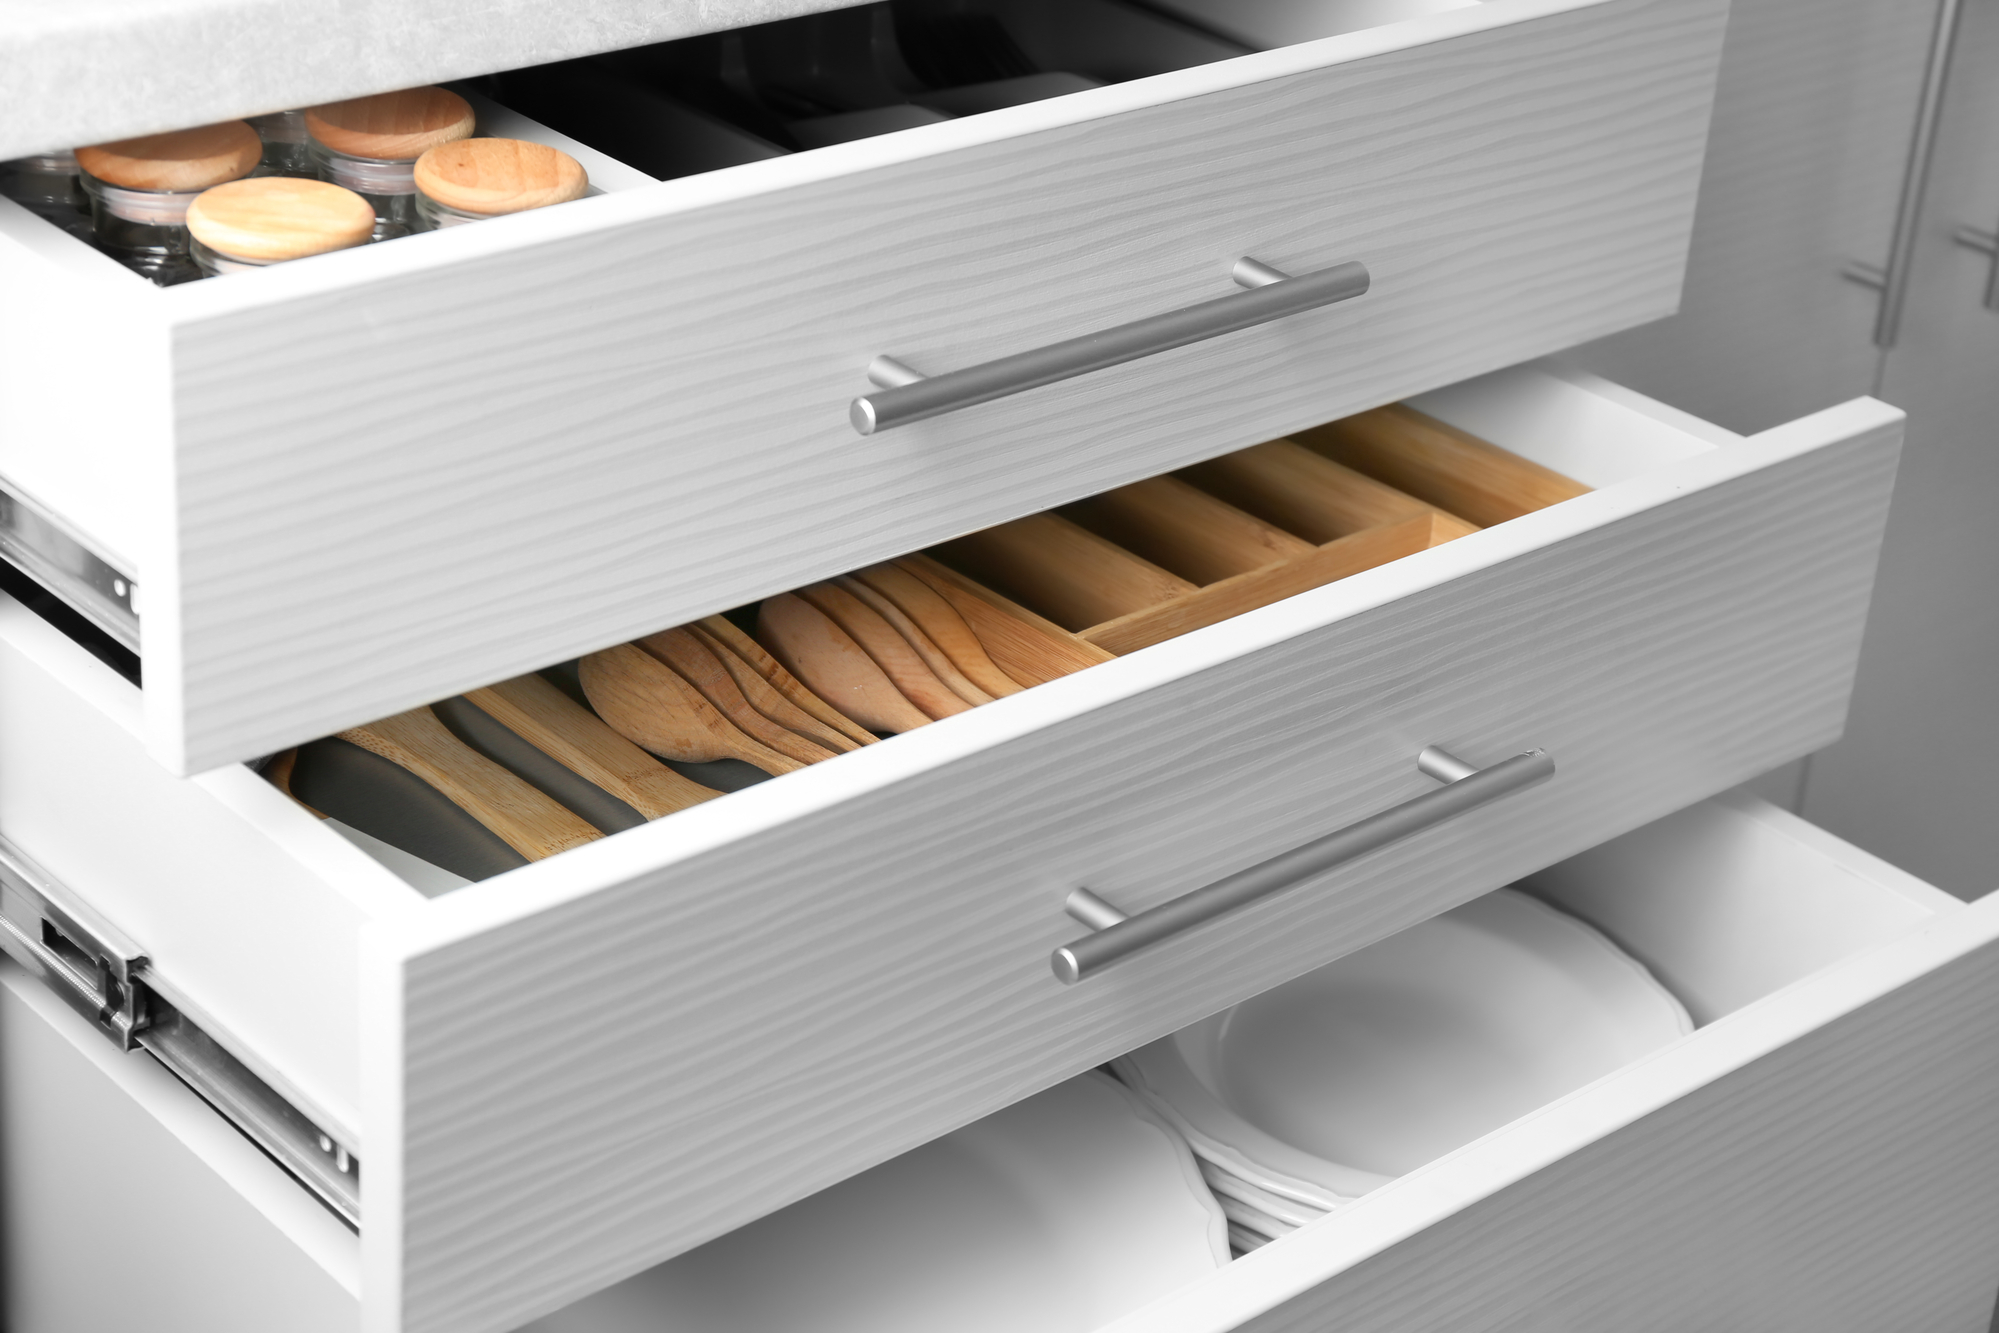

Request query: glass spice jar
[
  {"left": 0, "top": 151, "right": 93, "bottom": 240},
  {"left": 186, "top": 177, "right": 376, "bottom": 276},
  {"left": 306, "top": 87, "right": 475, "bottom": 241},
  {"left": 75, "top": 122, "right": 262, "bottom": 285},
  {"left": 413, "top": 138, "right": 589, "bottom": 230},
  {"left": 246, "top": 109, "right": 313, "bottom": 177}
]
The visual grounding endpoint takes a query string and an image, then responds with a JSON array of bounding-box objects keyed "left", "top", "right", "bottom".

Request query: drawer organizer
[
  {"left": 0, "top": 0, "right": 1730, "bottom": 774},
  {"left": 260, "top": 401, "right": 1587, "bottom": 894},
  {"left": 0, "top": 361, "right": 1907, "bottom": 1332}
]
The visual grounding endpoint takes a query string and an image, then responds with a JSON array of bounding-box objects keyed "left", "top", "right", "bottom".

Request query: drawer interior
[
  {"left": 520, "top": 794, "right": 1962, "bottom": 1330},
  {"left": 217, "top": 364, "right": 1716, "bottom": 895},
  {"left": 8, "top": 0, "right": 1459, "bottom": 286}
]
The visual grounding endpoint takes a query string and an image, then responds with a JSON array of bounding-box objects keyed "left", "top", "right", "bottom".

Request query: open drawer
[
  {"left": 0, "top": 364, "right": 1899, "bottom": 1332},
  {"left": 522, "top": 795, "right": 1999, "bottom": 1333},
  {"left": 12, "top": 797, "right": 1999, "bottom": 1333},
  {"left": 0, "top": 0, "right": 1729, "bottom": 774}
]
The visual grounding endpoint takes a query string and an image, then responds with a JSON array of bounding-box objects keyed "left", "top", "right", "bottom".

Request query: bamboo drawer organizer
[{"left": 265, "top": 403, "right": 1589, "bottom": 884}]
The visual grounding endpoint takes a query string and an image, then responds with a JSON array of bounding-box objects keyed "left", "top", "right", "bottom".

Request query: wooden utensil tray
[{"left": 264, "top": 402, "right": 1589, "bottom": 885}]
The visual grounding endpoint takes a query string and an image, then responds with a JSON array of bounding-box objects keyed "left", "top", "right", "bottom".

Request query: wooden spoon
[
  {"left": 796, "top": 582, "right": 972, "bottom": 720},
  {"left": 695, "top": 615, "right": 877, "bottom": 748},
  {"left": 756, "top": 594, "right": 934, "bottom": 734},
  {"left": 834, "top": 574, "right": 994, "bottom": 706},
  {"left": 580, "top": 644, "right": 807, "bottom": 775},
  {"left": 463, "top": 673, "right": 720, "bottom": 819},
  {"left": 638, "top": 627, "right": 840, "bottom": 766},
  {"left": 853, "top": 562, "right": 1023, "bottom": 696},
  {"left": 686, "top": 623, "right": 863, "bottom": 754},
  {"left": 339, "top": 707, "right": 602, "bottom": 859}
]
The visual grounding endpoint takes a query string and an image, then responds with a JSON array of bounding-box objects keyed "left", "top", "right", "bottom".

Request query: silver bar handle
[
  {"left": 1953, "top": 225, "right": 1999, "bottom": 310},
  {"left": 1844, "top": 0, "right": 1966, "bottom": 347},
  {"left": 1050, "top": 746, "right": 1555, "bottom": 984},
  {"left": 851, "top": 257, "right": 1370, "bottom": 435}
]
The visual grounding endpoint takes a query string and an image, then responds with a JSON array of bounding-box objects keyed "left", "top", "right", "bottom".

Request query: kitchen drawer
[
  {"left": 529, "top": 795, "right": 1999, "bottom": 1333},
  {"left": 0, "top": 0, "right": 1729, "bottom": 774},
  {"left": 14, "top": 796, "right": 1999, "bottom": 1333},
  {"left": 0, "top": 363, "right": 1899, "bottom": 1333}
]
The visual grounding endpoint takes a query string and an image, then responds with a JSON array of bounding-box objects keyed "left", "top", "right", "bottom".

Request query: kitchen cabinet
[{"left": 3, "top": 2, "right": 1996, "bottom": 1331}]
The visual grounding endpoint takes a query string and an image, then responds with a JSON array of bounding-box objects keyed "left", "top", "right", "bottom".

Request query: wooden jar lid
[
  {"left": 187, "top": 178, "right": 377, "bottom": 261},
  {"left": 413, "top": 139, "right": 589, "bottom": 216},
  {"left": 306, "top": 87, "right": 475, "bottom": 161},
  {"left": 75, "top": 121, "right": 261, "bottom": 192}
]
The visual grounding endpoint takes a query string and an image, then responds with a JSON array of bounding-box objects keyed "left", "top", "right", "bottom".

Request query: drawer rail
[{"left": 0, "top": 831, "right": 359, "bottom": 1227}]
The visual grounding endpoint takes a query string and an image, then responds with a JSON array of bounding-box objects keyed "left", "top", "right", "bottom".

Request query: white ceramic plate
[
  {"left": 524, "top": 1071, "right": 1228, "bottom": 1333},
  {"left": 1117, "top": 888, "right": 1693, "bottom": 1207}
]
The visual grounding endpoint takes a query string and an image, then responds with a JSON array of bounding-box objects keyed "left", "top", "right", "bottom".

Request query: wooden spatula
[
  {"left": 797, "top": 582, "right": 972, "bottom": 720},
  {"left": 852, "top": 562, "right": 1023, "bottom": 696},
  {"left": 579, "top": 644, "right": 808, "bottom": 776},
  {"left": 686, "top": 623, "right": 863, "bottom": 754},
  {"left": 639, "top": 627, "right": 840, "bottom": 766},
  {"left": 339, "top": 707, "right": 602, "bottom": 859},
  {"left": 463, "top": 673, "right": 720, "bottom": 819},
  {"left": 695, "top": 615, "right": 878, "bottom": 748},
  {"left": 834, "top": 574, "right": 995, "bottom": 706},
  {"left": 756, "top": 593, "right": 934, "bottom": 734}
]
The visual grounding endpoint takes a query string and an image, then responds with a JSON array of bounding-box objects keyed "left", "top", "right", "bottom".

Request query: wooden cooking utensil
[
  {"left": 339, "top": 707, "right": 601, "bottom": 860},
  {"left": 579, "top": 644, "right": 808, "bottom": 776},
  {"left": 852, "top": 562, "right": 1023, "bottom": 697},
  {"left": 638, "top": 627, "right": 841, "bottom": 765},
  {"left": 897, "top": 555, "right": 1114, "bottom": 685},
  {"left": 695, "top": 615, "right": 878, "bottom": 748},
  {"left": 834, "top": 574, "right": 995, "bottom": 706},
  {"left": 756, "top": 594, "right": 934, "bottom": 734},
  {"left": 686, "top": 623, "right": 864, "bottom": 754},
  {"left": 463, "top": 673, "right": 720, "bottom": 819},
  {"left": 797, "top": 582, "right": 974, "bottom": 719}
]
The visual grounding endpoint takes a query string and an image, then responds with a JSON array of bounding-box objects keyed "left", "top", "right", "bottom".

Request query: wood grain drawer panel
[
  {"left": 0, "top": 368, "right": 1899, "bottom": 1332},
  {"left": 0, "top": 0, "right": 1728, "bottom": 774}
]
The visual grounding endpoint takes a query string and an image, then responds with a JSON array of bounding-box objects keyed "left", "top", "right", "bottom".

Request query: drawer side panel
[
  {"left": 375, "top": 419, "right": 1895, "bottom": 1333},
  {"left": 1222, "top": 913, "right": 1999, "bottom": 1333},
  {"left": 165, "top": 0, "right": 1727, "bottom": 772}
]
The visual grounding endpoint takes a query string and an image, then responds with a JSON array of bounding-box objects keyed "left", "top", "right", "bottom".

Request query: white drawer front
[
  {"left": 0, "top": 0, "right": 1728, "bottom": 773},
  {"left": 500, "top": 798, "right": 1999, "bottom": 1333}
]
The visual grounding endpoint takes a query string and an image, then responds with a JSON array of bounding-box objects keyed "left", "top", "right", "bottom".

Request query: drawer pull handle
[
  {"left": 851, "top": 257, "right": 1370, "bottom": 435},
  {"left": 1050, "top": 746, "right": 1555, "bottom": 984}
]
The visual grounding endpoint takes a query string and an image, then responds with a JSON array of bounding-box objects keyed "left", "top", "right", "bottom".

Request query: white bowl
[
  {"left": 1117, "top": 889, "right": 1692, "bottom": 1209},
  {"left": 524, "top": 1071, "right": 1227, "bottom": 1333}
]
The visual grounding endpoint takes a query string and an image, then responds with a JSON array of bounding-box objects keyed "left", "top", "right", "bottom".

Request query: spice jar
[
  {"left": 413, "top": 138, "right": 589, "bottom": 230},
  {"left": 0, "top": 151, "right": 93, "bottom": 240},
  {"left": 247, "top": 109, "right": 313, "bottom": 177},
  {"left": 75, "top": 122, "right": 262, "bottom": 285},
  {"left": 306, "top": 88, "right": 475, "bottom": 239},
  {"left": 186, "top": 177, "right": 376, "bottom": 276}
]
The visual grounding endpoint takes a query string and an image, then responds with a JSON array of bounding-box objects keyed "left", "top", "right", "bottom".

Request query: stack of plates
[
  {"left": 1115, "top": 889, "right": 1693, "bottom": 1250},
  {"left": 526, "top": 1071, "right": 1229, "bottom": 1332}
]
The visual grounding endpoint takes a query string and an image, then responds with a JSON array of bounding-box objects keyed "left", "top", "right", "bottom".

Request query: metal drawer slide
[{"left": 0, "top": 831, "right": 357, "bottom": 1226}]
